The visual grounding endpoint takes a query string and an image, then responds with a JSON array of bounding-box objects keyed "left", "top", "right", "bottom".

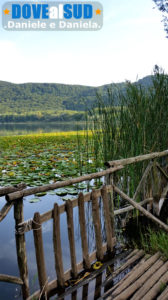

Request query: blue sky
[{"left": 0, "top": 0, "right": 168, "bottom": 86}]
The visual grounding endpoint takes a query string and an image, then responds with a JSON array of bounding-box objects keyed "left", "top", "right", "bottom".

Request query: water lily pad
[
  {"left": 65, "top": 188, "right": 78, "bottom": 195},
  {"left": 76, "top": 183, "right": 87, "bottom": 190},
  {"left": 29, "top": 197, "right": 41, "bottom": 203},
  {"left": 35, "top": 192, "right": 47, "bottom": 197},
  {"left": 56, "top": 188, "right": 68, "bottom": 196},
  {"left": 48, "top": 191, "right": 56, "bottom": 195},
  {"left": 62, "top": 195, "right": 76, "bottom": 201}
]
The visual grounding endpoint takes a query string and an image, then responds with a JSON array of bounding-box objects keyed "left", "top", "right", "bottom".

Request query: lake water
[{"left": 0, "top": 122, "right": 85, "bottom": 136}]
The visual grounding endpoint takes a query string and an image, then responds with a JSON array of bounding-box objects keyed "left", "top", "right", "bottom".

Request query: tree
[{"left": 153, "top": 0, "right": 168, "bottom": 36}]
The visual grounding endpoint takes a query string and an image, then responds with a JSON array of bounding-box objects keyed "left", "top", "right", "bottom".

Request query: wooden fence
[{"left": 1, "top": 150, "right": 168, "bottom": 300}]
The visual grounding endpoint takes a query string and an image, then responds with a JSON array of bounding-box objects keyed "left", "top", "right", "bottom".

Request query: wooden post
[
  {"left": 94, "top": 273, "right": 103, "bottom": 299},
  {"left": 106, "top": 172, "right": 115, "bottom": 238},
  {"left": 14, "top": 198, "right": 29, "bottom": 299},
  {"left": 78, "top": 193, "right": 91, "bottom": 270},
  {"left": 32, "top": 212, "right": 48, "bottom": 298},
  {"left": 151, "top": 160, "right": 161, "bottom": 216},
  {"left": 66, "top": 200, "right": 78, "bottom": 278},
  {"left": 91, "top": 189, "right": 104, "bottom": 261},
  {"left": 53, "top": 203, "right": 65, "bottom": 288},
  {"left": 101, "top": 186, "right": 113, "bottom": 252}
]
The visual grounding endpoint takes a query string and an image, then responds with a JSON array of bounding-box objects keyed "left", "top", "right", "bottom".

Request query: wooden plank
[
  {"left": 113, "top": 253, "right": 162, "bottom": 299},
  {"left": 26, "top": 241, "right": 116, "bottom": 300},
  {"left": 113, "top": 185, "right": 168, "bottom": 232},
  {"left": 53, "top": 203, "right": 65, "bottom": 288},
  {"left": 105, "top": 249, "right": 145, "bottom": 287},
  {"left": 0, "top": 202, "right": 13, "bottom": 222},
  {"left": 78, "top": 193, "right": 91, "bottom": 269},
  {"left": 0, "top": 183, "right": 26, "bottom": 197},
  {"left": 105, "top": 150, "right": 168, "bottom": 167},
  {"left": 157, "top": 286, "right": 168, "bottom": 300},
  {"left": 102, "top": 255, "right": 148, "bottom": 298},
  {"left": 114, "top": 198, "right": 153, "bottom": 216},
  {"left": 14, "top": 199, "right": 29, "bottom": 299},
  {"left": 0, "top": 274, "right": 23, "bottom": 285},
  {"left": 142, "top": 270, "right": 168, "bottom": 300},
  {"left": 66, "top": 200, "right": 78, "bottom": 278},
  {"left": 91, "top": 189, "right": 104, "bottom": 261},
  {"left": 32, "top": 212, "right": 48, "bottom": 297},
  {"left": 132, "top": 260, "right": 168, "bottom": 300},
  {"left": 101, "top": 186, "right": 113, "bottom": 252}
]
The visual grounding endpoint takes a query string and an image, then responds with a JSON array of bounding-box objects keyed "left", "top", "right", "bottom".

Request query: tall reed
[{"left": 83, "top": 66, "right": 168, "bottom": 198}]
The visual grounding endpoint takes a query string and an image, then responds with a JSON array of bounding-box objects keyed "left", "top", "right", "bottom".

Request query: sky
[{"left": 0, "top": 0, "right": 168, "bottom": 86}]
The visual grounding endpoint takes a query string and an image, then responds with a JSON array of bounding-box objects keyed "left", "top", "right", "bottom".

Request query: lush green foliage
[{"left": 0, "top": 77, "right": 152, "bottom": 122}]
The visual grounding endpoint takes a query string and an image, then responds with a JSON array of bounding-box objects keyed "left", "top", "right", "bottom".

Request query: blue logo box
[{"left": 2, "top": 2, "right": 103, "bottom": 31}]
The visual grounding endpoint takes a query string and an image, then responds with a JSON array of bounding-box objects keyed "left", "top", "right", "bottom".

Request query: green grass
[{"left": 135, "top": 227, "right": 168, "bottom": 260}]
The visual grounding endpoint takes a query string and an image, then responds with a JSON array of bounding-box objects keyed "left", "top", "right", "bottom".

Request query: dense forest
[{"left": 0, "top": 76, "right": 152, "bottom": 122}]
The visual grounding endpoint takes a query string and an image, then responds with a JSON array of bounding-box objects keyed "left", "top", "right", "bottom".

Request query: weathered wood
[
  {"left": 6, "top": 166, "right": 123, "bottom": 202},
  {"left": 27, "top": 241, "right": 116, "bottom": 300},
  {"left": 53, "top": 203, "right": 65, "bottom": 288},
  {"left": 151, "top": 160, "right": 161, "bottom": 216},
  {"left": 0, "top": 183, "right": 26, "bottom": 197},
  {"left": 14, "top": 199, "right": 29, "bottom": 299},
  {"left": 94, "top": 273, "right": 102, "bottom": 299},
  {"left": 132, "top": 162, "right": 153, "bottom": 201},
  {"left": 131, "top": 260, "right": 168, "bottom": 300},
  {"left": 17, "top": 186, "right": 113, "bottom": 234},
  {"left": 101, "top": 186, "right": 113, "bottom": 252},
  {"left": 157, "top": 286, "right": 168, "bottom": 300},
  {"left": 112, "top": 249, "right": 145, "bottom": 278},
  {"left": 32, "top": 212, "right": 48, "bottom": 297},
  {"left": 102, "top": 255, "right": 148, "bottom": 297},
  {"left": 113, "top": 184, "right": 168, "bottom": 232},
  {"left": 72, "top": 290, "right": 77, "bottom": 300},
  {"left": 91, "top": 189, "right": 104, "bottom": 261},
  {"left": 66, "top": 200, "right": 78, "bottom": 278},
  {"left": 113, "top": 252, "right": 161, "bottom": 299},
  {"left": 78, "top": 193, "right": 91, "bottom": 269},
  {"left": 142, "top": 269, "right": 168, "bottom": 300},
  {"left": 105, "top": 149, "right": 168, "bottom": 167},
  {"left": 82, "top": 283, "right": 89, "bottom": 299},
  {"left": 106, "top": 173, "right": 115, "bottom": 238},
  {"left": 0, "top": 202, "right": 13, "bottom": 222},
  {"left": 114, "top": 198, "right": 153, "bottom": 216},
  {"left": 0, "top": 274, "right": 23, "bottom": 285}
]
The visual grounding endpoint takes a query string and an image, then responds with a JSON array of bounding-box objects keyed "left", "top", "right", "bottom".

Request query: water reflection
[{"left": 0, "top": 122, "right": 85, "bottom": 136}]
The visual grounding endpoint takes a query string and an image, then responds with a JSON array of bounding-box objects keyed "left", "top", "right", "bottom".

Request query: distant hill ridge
[{"left": 0, "top": 75, "right": 153, "bottom": 123}]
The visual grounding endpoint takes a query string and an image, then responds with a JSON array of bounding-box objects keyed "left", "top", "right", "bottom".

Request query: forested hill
[{"left": 0, "top": 75, "right": 152, "bottom": 122}]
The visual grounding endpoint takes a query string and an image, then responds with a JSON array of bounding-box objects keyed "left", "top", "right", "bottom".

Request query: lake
[{"left": 0, "top": 122, "right": 85, "bottom": 136}]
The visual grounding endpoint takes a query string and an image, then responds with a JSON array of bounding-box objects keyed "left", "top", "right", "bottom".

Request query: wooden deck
[{"left": 101, "top": 249, "right": 168, "bottom": 300}]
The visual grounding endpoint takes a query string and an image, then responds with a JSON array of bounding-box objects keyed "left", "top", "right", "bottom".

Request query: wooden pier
[{"left": 0, "top": 150, "right": 168, "bottom": 299}]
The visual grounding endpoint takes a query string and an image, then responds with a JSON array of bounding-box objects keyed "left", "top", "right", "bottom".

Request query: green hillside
[{"left": 0, "top": 76, "right": 152, "bottom": 122}]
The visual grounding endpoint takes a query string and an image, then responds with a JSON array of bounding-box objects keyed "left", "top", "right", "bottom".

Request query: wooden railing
[{"left": 1, "top": 150, "right": 168, "bottom": 300}]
